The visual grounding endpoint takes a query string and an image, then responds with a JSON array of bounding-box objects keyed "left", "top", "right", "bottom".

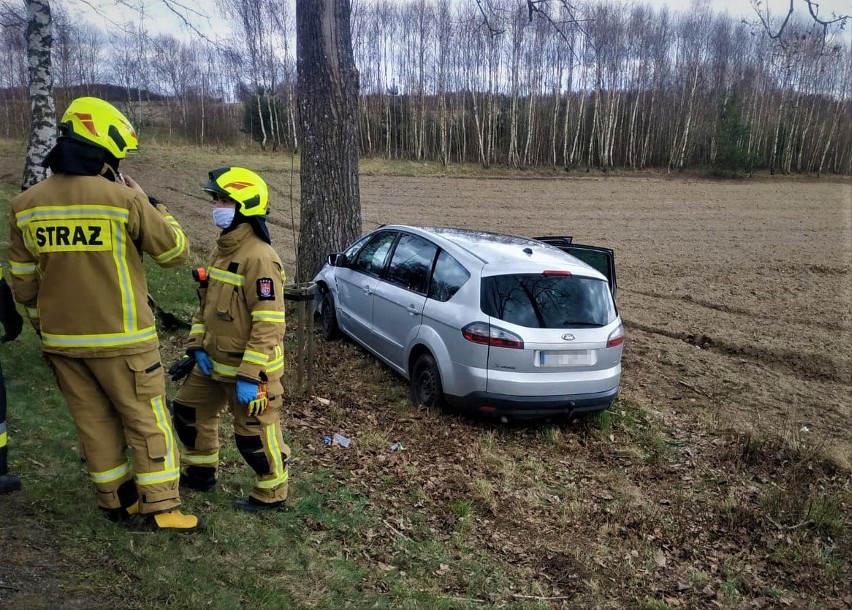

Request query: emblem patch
[{"left": 256, "top": 278, "right": 274, "bottom": 300}]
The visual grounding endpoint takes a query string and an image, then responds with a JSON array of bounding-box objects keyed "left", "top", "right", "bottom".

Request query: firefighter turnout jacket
[
  {"left": 7, "top": 174, "right": 188, "bottom": 356},
  {"left": 185, "top": 223, "right": 286, "bottom": 384}
]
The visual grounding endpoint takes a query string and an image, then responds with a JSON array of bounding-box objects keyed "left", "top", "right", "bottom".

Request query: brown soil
[{"left": 1, "top": 147, "right": 850, "bottom": 607}]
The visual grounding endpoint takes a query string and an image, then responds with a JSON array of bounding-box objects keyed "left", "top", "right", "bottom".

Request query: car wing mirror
[{"left": 328, "top": 253, "right": 349, "bottom": 267}]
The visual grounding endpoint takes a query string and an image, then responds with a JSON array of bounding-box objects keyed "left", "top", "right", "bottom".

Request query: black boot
[
  {"left": 180, "top": 466, "right": 216, "bottom": 492},
  {"left": 234, "top": 496, "right": 285, "bottom": 513},
  {"left": 0, "top": 474, "right": 21, "bottom": 494},
  {"left": 101, "top": 480, "right": 139, "bottom": 522}
]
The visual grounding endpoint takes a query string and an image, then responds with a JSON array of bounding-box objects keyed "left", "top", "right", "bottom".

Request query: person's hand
[
  {"left": 168, "top": 355, "right": 196, "bottom": 381},
  {"left": 190, "top": 349, "right": 213, "bottom": 376},
  {"left": 0, "top": 279, "right": 23, "bottom": 343},
  {"left": 122, "top": 174, "right": 147, "bottom": 196},
  {"left": 236, "top": 379, "right": 258, "bottom": 405}
]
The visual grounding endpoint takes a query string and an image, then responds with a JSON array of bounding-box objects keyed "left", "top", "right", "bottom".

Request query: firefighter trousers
[
  {"left": 172, "top": 372, "right": 289, "bottom": 504},
  {"left": 48, "top": 350, "right": 182, "bottom": 515}
]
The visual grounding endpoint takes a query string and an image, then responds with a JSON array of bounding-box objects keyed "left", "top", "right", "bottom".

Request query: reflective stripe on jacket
[
  {"left": 8, "top": 174, "right": 189, "bottom": 357},
  {"left": 186, "top": 223, "right": 286, "bottom": 384}
]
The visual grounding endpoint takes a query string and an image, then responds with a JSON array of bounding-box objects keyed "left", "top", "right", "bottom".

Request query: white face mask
[{"left": 213, "top": 207, "right": 235, "bottom": 229}]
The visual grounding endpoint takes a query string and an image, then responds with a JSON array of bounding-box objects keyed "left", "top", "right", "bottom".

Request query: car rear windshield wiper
[{"left": 560, "top": 321, "right": 604, "bottom": 327}]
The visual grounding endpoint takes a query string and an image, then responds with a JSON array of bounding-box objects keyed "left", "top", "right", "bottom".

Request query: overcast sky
[
  {"left": 62, "top": 0, "right": 852, "bottom": 41},
  {"left": 658, "top": 0, "right": 849, "bottom": 18}
]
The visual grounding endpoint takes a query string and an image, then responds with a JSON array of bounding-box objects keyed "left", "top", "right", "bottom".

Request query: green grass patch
[{"left": 0, "top": 181, "right": 548, "bottom": 609}]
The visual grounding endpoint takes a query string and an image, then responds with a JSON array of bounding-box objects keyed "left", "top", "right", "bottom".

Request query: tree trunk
[
  {"left": 296, "top": 0, "right": 361, "bottom": 283},
  {"left": 22, "top": 0, "right": 55, "bottom": 191},
  {"left": 523, "top": 92, "right": 536, "bottom": 168},
  {"left": 257, "top": 92, "right": 268, "bottom": 150},
  {"left": 817, "top": 99, "right": 842, "bottom": 177},
  {"left": 570, "top": 89, "right": 586, "bottom": 167},
  {"left": 677, "top": 65, "right": 700, "bottom": 169},
  {"left": 561, "top": 90, "right": 571, "bottom": 170},
  {"left": 469, "top": 89, "right": 487, "bottom": 168}
]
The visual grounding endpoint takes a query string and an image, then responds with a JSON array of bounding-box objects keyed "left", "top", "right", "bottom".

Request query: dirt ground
[{"left": 0, "top": 147, "right": 850, "bottom": 607}]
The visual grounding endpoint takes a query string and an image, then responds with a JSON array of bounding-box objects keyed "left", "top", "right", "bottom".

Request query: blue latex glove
[
  {"left": 191, "top": 349, "right": 213, "bottom": 376},
  {"left": 236, "top": 379, "right": 259, "bottom": 405}
]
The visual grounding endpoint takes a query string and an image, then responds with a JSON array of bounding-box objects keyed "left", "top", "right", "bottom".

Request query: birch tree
[{"left": 21, "top": 0, "right": 54, "bottom": 190}]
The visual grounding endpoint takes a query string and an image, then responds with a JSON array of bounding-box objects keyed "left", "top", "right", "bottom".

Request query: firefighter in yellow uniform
[
  {"left": 172, "top": 167, "right": 289, "bottom": 512},
  {"left": 0, "top": 265, "right": 24, "bottom": 494},
  {"left": 7, "top": 97, "right": 199, "bottom": 530}
]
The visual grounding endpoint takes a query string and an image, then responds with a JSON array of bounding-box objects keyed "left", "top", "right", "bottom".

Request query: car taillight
[
  {"left": 607, "top": 324, "right": 624, "bottom": 348},
  {"left": 543, "top": 270, "right": 572, "bottom": 276},
  {"left": 462, "top": 322, "right": 524, "bottom": 349}
]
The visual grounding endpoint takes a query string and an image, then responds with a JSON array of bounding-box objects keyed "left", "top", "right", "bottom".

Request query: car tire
[
  {"left": 410, "top": 352, "right": 445, "bottom": 409},
  {"left": 320, "top": 290, "right": 340, "bottom": 340}
]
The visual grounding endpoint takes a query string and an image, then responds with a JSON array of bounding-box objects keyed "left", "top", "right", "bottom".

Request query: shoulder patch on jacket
[{"left": 256, "top": 278, "right": 275, "bottom": 300}]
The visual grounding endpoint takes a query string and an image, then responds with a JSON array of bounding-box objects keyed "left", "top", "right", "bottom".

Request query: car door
[
  {"left": 534, "top": 236, "right": 617, "bottom": 300},
  {"left": 334, "top": 231, "right": 396, "bottom": 346},
  {"left": 371, "top": 233, "right": 438, "bottom": 371}
]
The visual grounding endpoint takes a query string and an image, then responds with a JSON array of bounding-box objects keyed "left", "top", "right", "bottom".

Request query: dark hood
[
  {"left": 222, "top": 209, "right": 272, "bottom": 245},
  {"left": 42, "top": 138, "right": 121, "bottom": 181}
]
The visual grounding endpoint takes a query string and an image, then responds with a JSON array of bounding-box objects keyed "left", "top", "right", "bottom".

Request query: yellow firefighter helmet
[
  {"left": 203, "top": 167, "right": 269, "bottom": 217},
  {"left": 59, "top": 97, "right": 139, "bottom": 159}
]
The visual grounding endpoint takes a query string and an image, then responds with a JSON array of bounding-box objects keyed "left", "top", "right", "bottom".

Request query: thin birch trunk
[
  {"left": 570, "top": 90, "right": 586, "bottom": 166},
  {"left": 677, "top": 65, "right": 700, "bottom": 169},
  {"left": 22, "top": 0, "right": 55, "bottom": 190},
  {"left": 469, "top": 89, "right": 487, "bottom": 167},
  {"left": 257, "top": 92, "right": 268, "bottom": 150},
  {"left": 561, "top": 91, "right": 571, "bottom": 169},
  {"left": 523, "top": 92, "right": 536, "bottom": 168},
  {"left": 817, "top": 99, "right": 842, "bottom": 177}
]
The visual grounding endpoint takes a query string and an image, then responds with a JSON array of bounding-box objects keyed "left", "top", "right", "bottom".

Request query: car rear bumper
[{"left": 445, "top": 387, "right": 618, "bottom": 418}]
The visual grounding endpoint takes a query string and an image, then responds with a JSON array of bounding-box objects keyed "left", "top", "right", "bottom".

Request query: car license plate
[{"left": 539, "top": 350, "right": 594, "bottom": 367}]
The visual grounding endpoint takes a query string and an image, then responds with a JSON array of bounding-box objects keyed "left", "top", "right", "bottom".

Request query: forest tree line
[{"left": 1, "top": 0, "right": 850, "bottom": 174}]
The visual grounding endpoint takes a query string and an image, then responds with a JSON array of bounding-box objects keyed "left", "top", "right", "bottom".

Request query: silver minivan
[{"left": 313, "top": 226, "right": 623, "bottom": 419}]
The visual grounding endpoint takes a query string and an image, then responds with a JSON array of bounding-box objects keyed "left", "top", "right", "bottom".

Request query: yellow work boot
[{"left": 148, "top": 510, "right": 202, "bottom": 532}]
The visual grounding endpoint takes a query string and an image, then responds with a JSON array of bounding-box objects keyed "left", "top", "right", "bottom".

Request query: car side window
[
  {"left": 343, "top": 235, "right": 370, "bottom": 261},
  {"left": 353, "top": 232, "right": 396, "bottom": 277},
  {"left": 428, "top": 250, "right": 470, "bottom": 302},
  {"left": 385, "top": 234, "right": 438, "bottom": 294}
]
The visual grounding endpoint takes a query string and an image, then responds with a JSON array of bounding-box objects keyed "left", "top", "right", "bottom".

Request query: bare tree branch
[
  {"left": 474, "top": 0, "right": 504, "bottom": 37},
  {"left": 750, "top": 0, "right": 849, "bottom": 44},
  {"left": 67, "top": 0, "right": 226, "bottom": 49},
  {"left": 0, "top": 0, "right": 26, "bottom": 28},
  {"left": 524, "top": 0, "right": 592, "bottom": 63},
  {"left": 159, "top": 0, "right": 227, "bottom": 48},
  {"left": 804, "top": 0, "right": 849, "bottom": 36}
]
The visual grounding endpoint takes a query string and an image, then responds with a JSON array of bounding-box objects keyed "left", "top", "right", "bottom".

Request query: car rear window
[{"left": 481, "top": 274, "right": 616, "bottom": 328}]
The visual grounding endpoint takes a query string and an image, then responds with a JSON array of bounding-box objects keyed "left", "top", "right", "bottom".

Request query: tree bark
[
  {"left": 22, "top": 0, "right": 55, "bottom": 191},
  {"left": 296, "top": 0, "right": 361, "bottom": 282}
]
